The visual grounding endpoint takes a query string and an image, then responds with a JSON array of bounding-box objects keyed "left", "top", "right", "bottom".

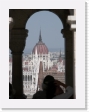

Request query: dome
[{"left": 32, "top": 30, "right": 49, "bottom": 54}]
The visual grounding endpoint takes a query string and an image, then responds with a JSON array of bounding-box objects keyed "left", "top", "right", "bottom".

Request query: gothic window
[
  {"left": 25, "top": 62, "right": 28, "bottom": 65},
  {"left": 29, "top": 75, "right": 32, "bottom": 81},
  {"left": 28, "top": 75, "right": 30, "bottom": 81},
  {"left": 25, "top": 75, "right": 27, "bottom": 81},
  {"left": 33, "top": 78, "right": 35, "bottom": 84}
]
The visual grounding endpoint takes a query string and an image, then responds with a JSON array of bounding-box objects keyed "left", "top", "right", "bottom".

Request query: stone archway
[{"left": 9, "top": 9, "right": 76, "bottom": 99}]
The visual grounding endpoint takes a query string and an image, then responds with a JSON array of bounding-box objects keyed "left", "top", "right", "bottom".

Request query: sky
[
  {"left": 23, "top": 11, "right": 64, "bottom": 54},
  {"left": 9, "top": 11, "right": 65, "bottom": 54}
]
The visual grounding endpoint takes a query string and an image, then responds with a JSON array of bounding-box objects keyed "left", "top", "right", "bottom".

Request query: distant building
[{"left": 9, "top": 30, "right": 65, "bottom": 96}]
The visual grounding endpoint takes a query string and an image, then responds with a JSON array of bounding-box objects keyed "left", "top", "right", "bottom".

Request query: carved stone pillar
[
  {"left": 67, "top": 10, "right": 76, "bottom": 98},
  {"left": 9, "top": 29, "right": 28, "bottom": 98},
  {"left": 9, "top": 17, "right": 14, "bottom": 30},
  {"left": 9, "top": 17, "right": 14, "bottom": 40},
  {"left": 61, "top": 29, "right": 74, "bottom": 88}
]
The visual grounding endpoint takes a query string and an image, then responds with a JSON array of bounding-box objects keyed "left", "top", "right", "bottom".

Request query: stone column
[
  {"left": 9, "top": 29, "right": 28, "bottom": 99},
  {"left": 61, "top": 29, "right": 74, "bottom": 88},
  {"left": 9, "top": 17, "right": 14, "bottom": 40},
  {"left": 67, "top": 9, "right": 76, "bottom": 98}
]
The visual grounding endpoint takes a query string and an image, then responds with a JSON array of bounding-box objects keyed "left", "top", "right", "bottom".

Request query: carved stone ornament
[
  {"left": 9, "top": 29, "right": 28, "bottom": 54},
  {"left": 61, "top": 29, "right": 73, "bottom": 38}
]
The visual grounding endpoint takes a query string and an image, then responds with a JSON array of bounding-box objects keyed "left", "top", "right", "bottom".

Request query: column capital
[
  {"left": 61, "top": 29, "right": 73, "bottom": 38},
  {"left": 67, "top": 15, "right": 76, "bottom": 31},
  {"left": 9, "top": 29, "right": 28, "bottom": 54},
  {"left": 9, "top": 17, "right": 14, "bottom": 30}
]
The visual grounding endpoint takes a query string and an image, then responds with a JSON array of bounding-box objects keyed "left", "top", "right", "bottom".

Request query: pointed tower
[
  {"left": 39, "top": 29, "right": 42, "bottom": 42},
  {"left": 60, "top": 49, "right": 61, "bottom": 58},
  {"left": 58, "top": 49, "right": 62, "bottom": 62}
]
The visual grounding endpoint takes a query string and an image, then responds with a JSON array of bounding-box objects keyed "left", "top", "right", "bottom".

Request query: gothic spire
[
  {"left": 39, "top": 29, "right": 42, "bottom": 42},
  {"left": 60, "top": 49, "right": 61, "bottom": 58}
]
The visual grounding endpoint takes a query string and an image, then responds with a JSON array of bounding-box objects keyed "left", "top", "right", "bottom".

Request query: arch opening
[
  {"left": 9, "top": 9, "right": 75, "bottom": 99},
  {"left": 23, "top": 11, "right": 65, "bottom": 97}
]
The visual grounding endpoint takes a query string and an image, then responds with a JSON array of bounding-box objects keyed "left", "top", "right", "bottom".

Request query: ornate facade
[{"left": 9, "top": 31, "right": 65, "bottom": 96}]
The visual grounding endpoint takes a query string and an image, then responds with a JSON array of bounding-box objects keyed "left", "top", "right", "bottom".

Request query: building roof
[
  {"left": 49, "top": 65, "right": 58, "bottom": 71},
  {"left": 32, "top": 30, "right": 48, "bottom": 54}
]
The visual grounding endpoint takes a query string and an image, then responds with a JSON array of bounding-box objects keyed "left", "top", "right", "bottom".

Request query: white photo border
[{"left": 0, "top": 0, "right": 85, "bottom": 109}]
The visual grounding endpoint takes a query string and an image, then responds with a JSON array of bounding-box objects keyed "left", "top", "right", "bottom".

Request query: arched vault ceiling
[{"left": 9, "top": 9, "right": 72, "bottom": 29}]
